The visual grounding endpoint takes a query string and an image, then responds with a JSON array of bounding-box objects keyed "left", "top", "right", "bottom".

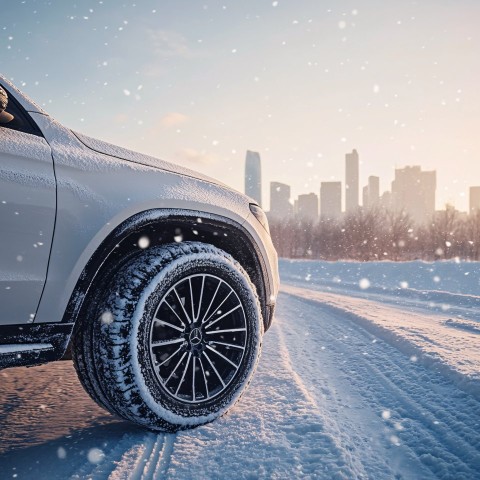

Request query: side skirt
[{"left": 0, "top": 323, "right": 74, "bottom": 369}]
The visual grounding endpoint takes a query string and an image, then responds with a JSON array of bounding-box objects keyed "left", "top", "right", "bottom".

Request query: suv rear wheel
[{"left": 72, "top": 241, "right": 263, "bottom": 431}]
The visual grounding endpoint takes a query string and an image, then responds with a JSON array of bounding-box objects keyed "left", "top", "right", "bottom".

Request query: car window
[{"left": 0, "top": 84, "right": 42, "bottom": 137}]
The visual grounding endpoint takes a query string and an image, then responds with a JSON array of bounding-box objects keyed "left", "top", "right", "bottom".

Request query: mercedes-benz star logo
[{"left": 189, "top": 328, "right": 202, "bottom": 346}]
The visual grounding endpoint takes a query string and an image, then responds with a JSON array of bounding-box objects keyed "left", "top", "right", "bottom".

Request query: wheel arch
[{"left": 63, "top": 209, "right": 272, "bottom": 333}]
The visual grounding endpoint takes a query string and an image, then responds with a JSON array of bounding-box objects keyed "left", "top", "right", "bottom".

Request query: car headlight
[{"left": 249, "top": 204, "right": 270, "bottom": 235}]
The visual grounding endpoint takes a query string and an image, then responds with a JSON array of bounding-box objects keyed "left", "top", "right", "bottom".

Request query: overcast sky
[{"left": 2, "top": 0, "right": 480, "bottom": 211}]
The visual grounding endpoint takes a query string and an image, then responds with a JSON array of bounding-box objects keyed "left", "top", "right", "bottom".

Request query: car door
[{"left": 0, "top": 85, "right": 56, "bottom": 325}]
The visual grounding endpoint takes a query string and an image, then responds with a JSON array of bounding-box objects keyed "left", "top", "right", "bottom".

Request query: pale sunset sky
[{"left": 2, "top": 0, "right": 479, "bottom": 211}]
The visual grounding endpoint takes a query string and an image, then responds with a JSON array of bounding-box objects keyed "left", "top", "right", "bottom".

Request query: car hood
[{"left": 73, "top": 130, "right": 228, "bottom": 188}]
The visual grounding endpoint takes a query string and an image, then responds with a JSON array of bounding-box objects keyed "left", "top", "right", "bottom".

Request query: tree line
[{"left": 269, "top": 206, "right": 480, "bottom": 261}]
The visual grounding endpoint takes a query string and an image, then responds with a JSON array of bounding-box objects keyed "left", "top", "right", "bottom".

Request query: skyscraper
[
  {"left": 269, "top": 182, "right": 292, "bottom": 219},
  {"left": 296, "top": 193, "right": 319, "bottom": 222},
  {"left": 320, "top": 182, "right": 342, "bottom": 220},
  {"left": 470, "top": 186, "right": 480, "bottom": 214},
  {"left": 391, "top": 166, "right": 436, "bottom": 224},
  {"left": 363, "top": 175, "right": 380, "bottom": 208},
  {"left": 369, "top": 175, "right": 380, "bottom": 204},
  {"left": 244, "top": 150, "right": 262, "bottom": 207},
  {"left": 362, "top": 185, "right": 369, "bottom": 209},
  {"left": 345, "top": 149, "right": 359, "bottom": 213},
  {"left": 380, "top": 191, "right": 393, "bottom": 210}
]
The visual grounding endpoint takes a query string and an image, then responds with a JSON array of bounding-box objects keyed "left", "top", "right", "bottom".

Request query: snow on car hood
[{"left": 73, "top": 131, "right": 227, "bottom": 188}]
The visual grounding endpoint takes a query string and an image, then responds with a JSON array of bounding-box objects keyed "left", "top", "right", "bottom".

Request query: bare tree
[
  {"left": 342, "top": 208, "right": 384, "bottom": 261},
  {"left": 428, "top": 205, "right": 458, "bottom": 259},
  {"left": 384, "top": 209, "right": 413, "bottom": 261},
  {"left": 466, "top": 210, "right": 480, "bottom": 260},
  {"left": 269, "top": 205, "right": 476, "bottom": 262},
  {"left": 312, "top": 219, "right": 342, "bottom": 260}
]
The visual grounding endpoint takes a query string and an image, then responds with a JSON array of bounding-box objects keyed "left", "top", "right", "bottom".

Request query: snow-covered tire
[{"left": 72, "top": 241, "right": 263, "bottom": 431}]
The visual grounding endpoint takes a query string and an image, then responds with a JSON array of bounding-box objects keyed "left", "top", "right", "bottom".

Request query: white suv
[{"left": 0, "top": 75, "right": 279, "bottom": 431}]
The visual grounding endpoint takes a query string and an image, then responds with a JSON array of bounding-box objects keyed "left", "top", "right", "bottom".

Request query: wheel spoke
[
  {"left": 189, "top": 278, "right": 195, "bottom": 323},
  {"left": 202, "top": 290, "right": 233, "bottom": 327},
  {"left": 206, "top": 327, "right": 246, "bottom": 335},
  {"left": 154, "top": 318, "right": 184, "bottom": 333},
  {"left": 196, "top": 275, "right": 206, "bottom": 321},
  {"left": 203, "top": 351, "right": 226, "bottom": 388},
  {"left": 192, "top": 356, "right": 196, "bottom": 401},
  {"left": 175, "top": 353, "right": 192, "bottom": 396},
  {"left": 200, "top": 278, "right": 223, "bottom": 324},
  {"left": 204, "top": 303, "right": 241, "bottom": 330},
  {"left": 165, "top": 351, "right": 187, "bottom": 385},
  {"left": 174, "top": 287, "right": 193, "bottom": 324},
  {"left": 199, "top": 357, "right": 209, "bottom": 399},
  {"left": 165, "top": 300, "right": 189, "bottom": 328},
  {"left": 206, "top": 345, "right": 239, "bottom": 369},
  {"left": 210, "top": 340, "right": 245, "bottom": 350},
  {"left": 157, "top": 344, "right": 183, "bottom": 367},
  {"left": 151, "top": 337, "right": 184, "bottom": 348}
]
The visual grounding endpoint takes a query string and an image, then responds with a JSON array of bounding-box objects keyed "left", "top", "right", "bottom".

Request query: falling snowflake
[
  {"left": 359, "top": 278, "right": 370, "bottom": 289},
  {"left": 138, "top": 236, "right": 150, "bottom": 249},
  {"left": 88, "top": 448, "right": 105, "bottom": 464}
]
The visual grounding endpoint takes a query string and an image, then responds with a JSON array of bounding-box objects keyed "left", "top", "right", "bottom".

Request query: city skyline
[
  {"left": 249, "top": 148, "right": 479, "bottom": 223},
  {"left": 258, "top": 150, "right": 479, "bottom": 214}
]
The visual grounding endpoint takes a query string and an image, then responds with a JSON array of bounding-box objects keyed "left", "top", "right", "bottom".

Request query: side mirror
[{"left": 0, "top": 86, "right": 14, "bottom": 124}]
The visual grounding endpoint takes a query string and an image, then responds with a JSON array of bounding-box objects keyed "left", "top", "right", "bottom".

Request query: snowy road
[{"left": 1, "top": 261, "right": 480, "bottom": 479}]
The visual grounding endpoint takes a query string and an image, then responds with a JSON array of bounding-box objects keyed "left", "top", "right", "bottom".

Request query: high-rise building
[
  {"left": 244, "top": 150, "right": 262, "bottom": 207},
  {"left": 362, "top": 185, "right": 369, "bottom": 208},
  {"left": 363, "top": 175, "right": 380, "bottom": 208},
  {"left": 470, "top": 186, "right": 480, "bottom": 214},
  {"left": 345, "top": 149, "right": 359, "bottom": 213},
  {"left": 391, "top": 166, "right": 436, "bottom": 224},
  {"left": 380, "top": 191, "right": 393, "bottom": 210},
  {"left": 296, "top": 193, "right": 319, "bottom": 222},
  {"left": 320, "top": 182, "right": 342, "bottom": 220},
  {"left": 269, "top": 182, "right": 293, "bottom": 219}
]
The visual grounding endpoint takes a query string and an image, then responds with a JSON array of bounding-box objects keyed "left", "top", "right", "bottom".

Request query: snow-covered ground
[{"left": 1, "top": 259, "right": 479, "bottom": 479}]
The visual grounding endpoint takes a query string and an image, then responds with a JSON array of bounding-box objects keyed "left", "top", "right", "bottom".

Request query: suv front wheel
[{"left": 72, "top": 241, "right": 263, "bottom": 431}]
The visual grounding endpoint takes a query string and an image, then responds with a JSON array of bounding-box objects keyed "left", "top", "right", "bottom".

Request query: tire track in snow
[
  {"left": 112, "top": 433, "right": 158, "bottom": 480},
  {"left": 106, "top": 433, "right": 175, "bottom": 480},
  {"left": 146, "top": 434, "right": 175, "bottom": 479},
  {"left": 282, "top": 283, "right": 480, "bottom": 398},
  {"left": 68, "top": 432, "right": 175, "bottom": 480},
  {"left": 275, "top": 301, "right": 429, "bottom": 479},
  {"left": 69, "top": 433, "right": 141, "bottom": 480},
  {"left": 273, "top": 321, "right": 371, "bottom": 479},
  {"left": 280, "top": 289, "right": 480, "bottom": 478}
]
